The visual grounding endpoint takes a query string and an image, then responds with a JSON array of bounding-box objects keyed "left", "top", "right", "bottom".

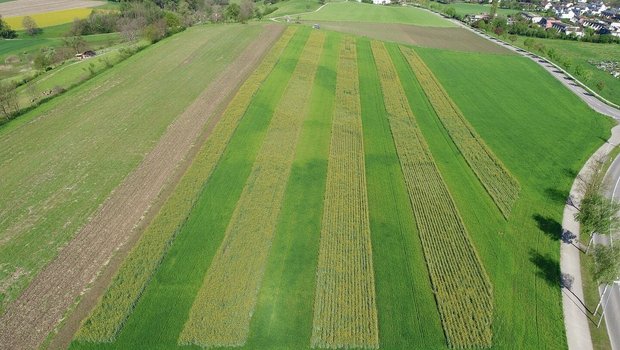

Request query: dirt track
[
  {"left": 0, "top": 24, "right": 284, "bottom": 350},
  {"left": 0, "top": 0, "right": 105, "bottom": 17},
  {"left": 309, "top": 21, "right": 512, "bottom": 54}
]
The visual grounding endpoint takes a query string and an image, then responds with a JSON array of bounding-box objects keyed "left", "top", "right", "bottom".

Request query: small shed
[
  {"left": 75, "top": 50, "right": 96, "bottom": 60},
  {"left": 312, "top": 23, "right": 320, "bottom": 29}
]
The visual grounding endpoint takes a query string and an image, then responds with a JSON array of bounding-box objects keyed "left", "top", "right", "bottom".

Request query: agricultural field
[
  {"left": 0, "top": 1, "right": 616, "bottom": 349},
  {"left": 0, "top": 0, "right": 104, "bottom": 17},
  {"left": 60, "top": 21, "right": 612, "bottom": 350},
  {"left": 300, "top": 1, "right": 455, "bottom": 27},
  {"left": 0, "top": 22, "right": 269, "bottom": 326},
  {"left": 3, "top": 8, "right": 93, "bottom": 29},
  {"left": 440, "top": 2, "right": 520, "bottom": 16}
]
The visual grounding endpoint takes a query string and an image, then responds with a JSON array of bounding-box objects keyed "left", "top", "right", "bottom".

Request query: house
[
  {"left": 75, "top": 50, "right": 96, "bottom": 60},
  {"left": 581, "top": 18, "right": 611, "bottom": 33},
  {"left": 539, "top": 17, "right": 561, "bottom": 28},
  {"left": 560, "top": 9, "right": 577, "bottom": 20},
  {"left": 521, "top": 12, "right": 542, "bottom": 23}
]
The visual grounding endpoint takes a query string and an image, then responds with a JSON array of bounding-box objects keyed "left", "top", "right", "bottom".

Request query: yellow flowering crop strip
[
  {"left": 75, "top": 27, "right": 297, "bottom": 343},
  {"left": 400, "top": 46, "right": 520, "bottom": 218},
  {"left": 372, "top": 41, "right": 493, "bottom": 349},
  {"left": 178, "top": 31, "right": 326, "bottom": 348},
  {"left": 311, "top": 37, "right": 379, "bottom": 350},
  {"left": 5, "top": 8, "right": 93, "bottom": 30}
]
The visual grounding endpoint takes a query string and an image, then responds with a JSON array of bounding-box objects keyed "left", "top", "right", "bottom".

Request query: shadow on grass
[
  {"left": 529, "top": 249, "right": 561, "bottom": 287},
  {"left": 533, "top": 214, "right": 562, "bottom": 241}
]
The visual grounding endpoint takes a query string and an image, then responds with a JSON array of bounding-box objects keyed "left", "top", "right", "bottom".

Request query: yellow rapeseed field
[
  {"left": 4, "top": 8, "right": 93, "bottom": 30},
  {"left": 372, "top": 41, "right": 493, "bottom": 349},
  {"left": 311, "top": 36, "right": 379, "bottom": 349},
  {"left": 178, "top": 31, "right": 325, "bottom": 348}
]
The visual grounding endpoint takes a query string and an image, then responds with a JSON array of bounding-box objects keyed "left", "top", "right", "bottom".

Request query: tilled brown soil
[
  {"left": 309, "top": 21, "right": 513, "bottom": 54},
  {"left": 0, "top": 24, "right": 284, "bottom": 350},
  {"left": 0, "top": 0, "right": 105, "bottom": 17}
]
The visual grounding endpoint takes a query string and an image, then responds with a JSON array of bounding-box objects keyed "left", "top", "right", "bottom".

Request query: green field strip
[
  {"left": 356, "top": 38, "right": 446, "bottom": 350},
  {"left": 400, "top": 46, "right": 520, "bottom": 219},
  {"left": 74, "top": 27, "right": 298, "bottom": 343},
  {"left": 178, "top": 31, "right": 326, "bottom": 348},
  {"left": 244, "top": 31, "right": 339, "bottom": 349},
  {"left": 70, "top": 27, "right": 312, "bottom": 350},
  {"left": 311, "top": 36, "right": 379, "bottom": 349},
  {"left": 371, "top": 41, "right": 493, "bottom": 349}
]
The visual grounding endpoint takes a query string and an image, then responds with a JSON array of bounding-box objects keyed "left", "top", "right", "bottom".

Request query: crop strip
[
  {"left": 371, "top": 41, "right": 493, "bottom": 349},
  {"left": 311, "top": 37, "right": 379, "bottom": 349},
  {"left": 400, "top": 46, "right": 520, "bottom": 218},
  {"left": 178, "top": 31, "right": 326, "bottom": 348},
  {"left": 74, "top": 27, "right": 297, "bottom": 343}
]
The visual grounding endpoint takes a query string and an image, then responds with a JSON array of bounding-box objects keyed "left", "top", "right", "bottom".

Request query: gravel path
[{"left": 0, "top": 24, "right": 283, "bottom": 350}]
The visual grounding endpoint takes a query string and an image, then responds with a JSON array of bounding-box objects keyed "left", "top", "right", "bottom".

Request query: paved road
[{"left": 597, "top": 155, "right": 620, "bottom": 350}]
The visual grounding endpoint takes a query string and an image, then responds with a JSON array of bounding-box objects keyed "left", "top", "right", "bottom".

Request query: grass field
[
  {"left": 59, "top": 20, "right": 615, "bottom": 349},
  {"left": 508, "top": 36, "right": 620, "bottom": 106},
  {"left": 442, "top": 2, "right": 520, "bottom": 16},
  {"left": 4, "top": 8, "right": 93, "bottom": 29},
  {"left": 300, "top": 2, "right": 456, "bottom": 27},
  {"left": 266, "top": 0, "right": 324, "bottom": 18},
  {"left": 0, "top": 24, "right": 265, "bottom": 316}
]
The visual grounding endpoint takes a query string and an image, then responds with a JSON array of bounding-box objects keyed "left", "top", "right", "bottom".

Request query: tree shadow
[
  {"left": 544, "top": 188, "right": 568, "bottom": 205},
  {"left": 563, "top": 168, "right": 578, "bottom": 179},
  {"left": 529, "top": 249, "right": 561, "bottom": 287},
  {"left": 533, "top": 214, "right": 562, "bottom": 241}
]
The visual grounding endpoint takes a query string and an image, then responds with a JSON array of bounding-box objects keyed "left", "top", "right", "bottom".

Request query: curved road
[{"left": 598, "top": 154, "right": 620, "bottom": 350}]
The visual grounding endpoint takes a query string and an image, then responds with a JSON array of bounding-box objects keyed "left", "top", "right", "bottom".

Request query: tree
[
  {"left": 63, "top": 35, "right": 88, "bottom": 54},
  {"left": 596, "top": 81, "right": 606, "bottom": 92},
  {"left": 22, "top": 16, "right": 41, "bottom": 36},
  {"left": 592, "top": 244, "right": 620, "bottom": 284},
  {"left": 445, "top": 7, "right": 456, "bottom": 18},
  {"left": 0, "top": 81, "right": 19, "bottom": 122},
  {"left": 225, "top": 3, "right": 240, "bottom": 21},
  {"left": 490, "top": 0, "right": 499, "bottom": 18},
  {"left": 508, "top": 34, "right": 518, "bottom": 43},
  {"left": 0, "top": 15, "right": 17, "bottom": 39},
  {"left": 239, "top": 0, "right": 254, "bottom": 23}
]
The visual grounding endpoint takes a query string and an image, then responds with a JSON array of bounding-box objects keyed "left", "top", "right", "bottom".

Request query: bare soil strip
[
  {"left": 310, "top": 21, "right": 512, "bottom": 54},
  {"left": 0, "top": 0, "right": 104, "bottom": 17},
  {"left": 0, "top": 24, "right": 283, "bottom": 350}
]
